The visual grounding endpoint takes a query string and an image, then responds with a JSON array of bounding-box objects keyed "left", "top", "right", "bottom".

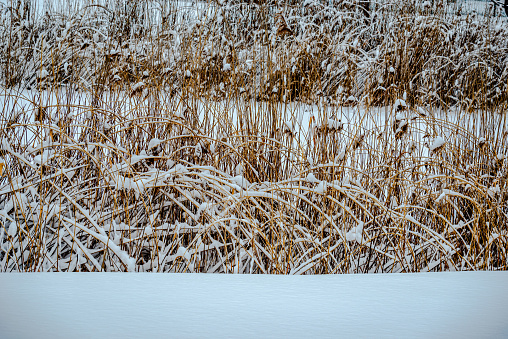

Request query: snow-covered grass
[
  {"left": 1, "top": 0, "right": 507, "bottom": 107},
  {"left": 0, "top": 86, "right": 506, "bottom": 273},
  {"left": 0, "top": 0, "right": 507, "bottom": 273},
  {"left": 1, "top": 272, "right": 508, "bottom": 338}
]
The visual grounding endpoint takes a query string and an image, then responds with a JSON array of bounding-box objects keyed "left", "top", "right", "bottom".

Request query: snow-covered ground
[{"left": 0, "top": 272, "right": 507, "bottom": 339}]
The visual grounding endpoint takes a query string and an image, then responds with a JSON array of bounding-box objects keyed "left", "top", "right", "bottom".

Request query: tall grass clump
[{"left": 0, "top": 0, "right": 506, "bottom": 272}]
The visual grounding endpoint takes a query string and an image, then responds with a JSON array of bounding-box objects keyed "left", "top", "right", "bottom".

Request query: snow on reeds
[
  {"left": 1, "top": 0, "right": 507, "bottom": 108},
  {"left": 0, "top": 88, "right": 506, "bottom": 273},
  {"left": 0, "top": 0, "right": 506, "bottom": 272}
]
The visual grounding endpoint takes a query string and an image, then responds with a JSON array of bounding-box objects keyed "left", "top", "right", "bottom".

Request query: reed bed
[{"left": 0, "top": 0, "right": 506, "bottom": 272}]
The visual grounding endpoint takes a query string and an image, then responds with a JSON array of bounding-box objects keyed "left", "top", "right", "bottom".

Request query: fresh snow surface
[{"left": 1, "top": 272, "right": 508, "bottom": 339}]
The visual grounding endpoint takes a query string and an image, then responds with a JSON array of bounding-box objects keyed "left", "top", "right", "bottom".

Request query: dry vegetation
[{"left": 0, "top": 0, "right": 507, "bottom": 272}]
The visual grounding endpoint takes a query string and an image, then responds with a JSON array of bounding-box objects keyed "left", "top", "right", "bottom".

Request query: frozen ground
[{"left": 0, "top": 272, "right": 507, "bottom": 339}]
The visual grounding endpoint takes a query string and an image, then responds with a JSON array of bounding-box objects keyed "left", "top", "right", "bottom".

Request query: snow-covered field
[
  {"left": 1, "top": 271, "right": 508, "bottom": 339},
  {"left": 0, "top": 1, "right": 507, "bottom": 336}
]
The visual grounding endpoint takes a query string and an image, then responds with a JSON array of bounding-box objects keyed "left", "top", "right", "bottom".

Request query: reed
[{"left": 0, "top": 0, "right": 506, "bottom": 273}]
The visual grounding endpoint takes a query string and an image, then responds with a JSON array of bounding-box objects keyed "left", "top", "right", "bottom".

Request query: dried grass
[{"left": 0, "top": 0, "right": 506, "bottom": 273}]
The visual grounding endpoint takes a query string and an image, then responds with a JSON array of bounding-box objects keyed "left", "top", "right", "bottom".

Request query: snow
[
  {"left": 394, "top": 99, "right": 407, "bottom": 112},
  {"left": 147, "top": 138, "right": 162, "bottom": 151},
  {"left": 0, "top": 272, "right": 507, "bottom": 339},
  {"left": 306, "top": 172, "right": 319, "bottom": 183},
  {"left": 314, "top": 180, "right": 327, "bottom": 194},
  {"left": 429, "top": 136, "right": 446, "bottom": 152},
  {"left": 345, "top": 221, "right": 364, "bottom": 243},
  {"left": 130, "top": 82, "right": 144, "bottom": 92},
  {"left": 326, "top": 118, "right": 342, "bottom": 130}
]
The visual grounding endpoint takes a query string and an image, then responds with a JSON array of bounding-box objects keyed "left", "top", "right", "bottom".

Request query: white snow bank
[{"left": 0, "top": 272, "right": 507, "bottom": 339}]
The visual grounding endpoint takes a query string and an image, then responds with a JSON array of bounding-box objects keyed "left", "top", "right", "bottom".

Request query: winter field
[
  {"left": 0, "top": 272, "right": 508, "bottom": 339},
  {"left": 0, "top": 0, "right": 507, "bottom": 275}
]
